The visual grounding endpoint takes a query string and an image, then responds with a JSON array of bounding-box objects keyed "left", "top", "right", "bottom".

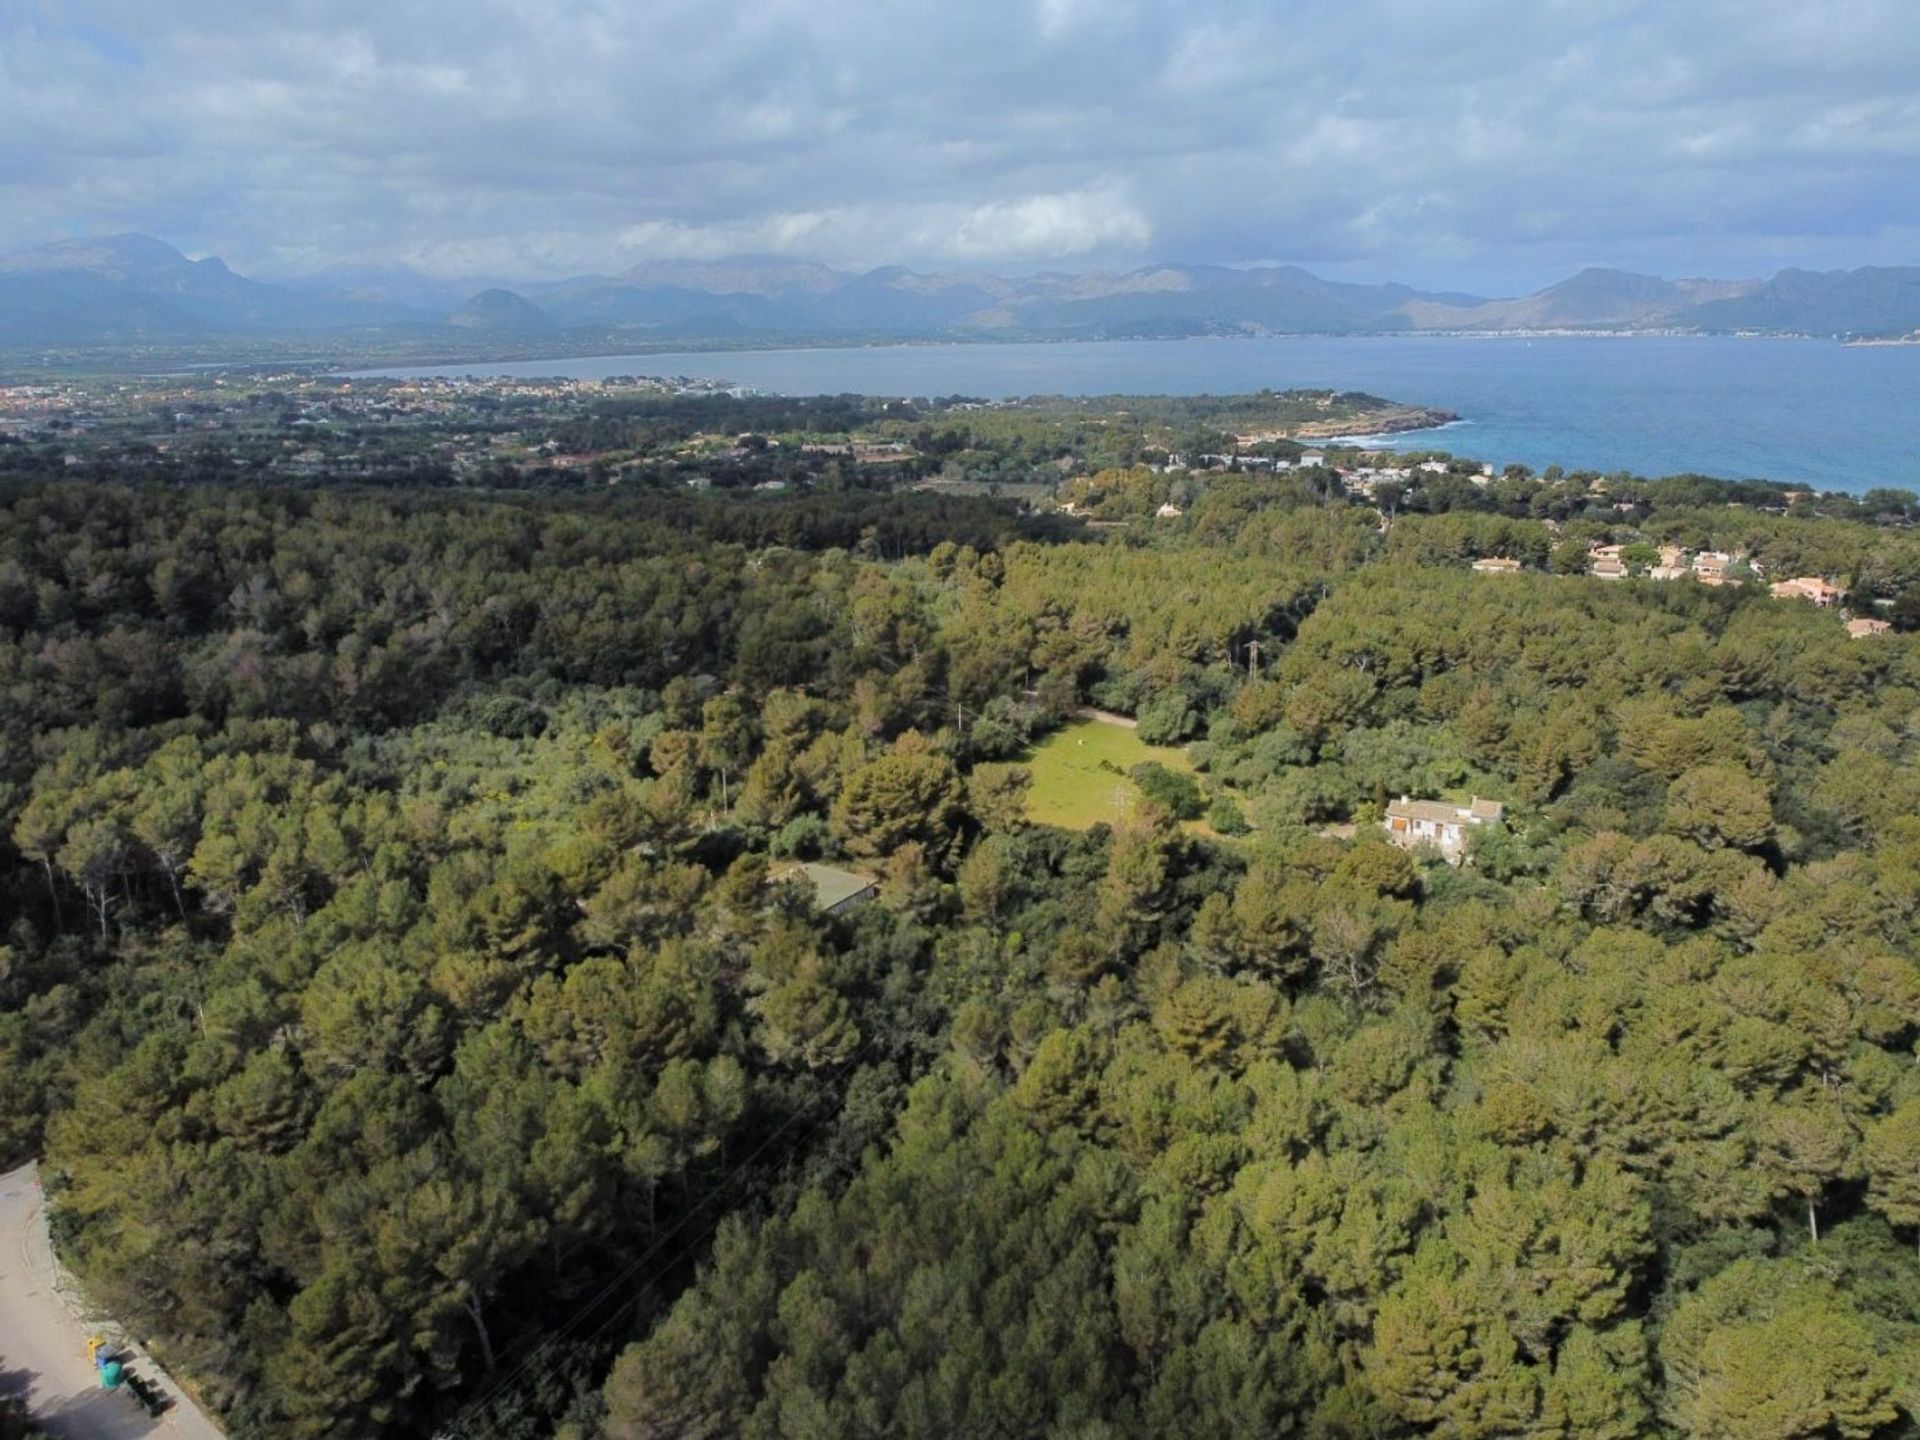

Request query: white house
[{"left": 1383, "top": 796, "right": 1505, "bottom": 862}]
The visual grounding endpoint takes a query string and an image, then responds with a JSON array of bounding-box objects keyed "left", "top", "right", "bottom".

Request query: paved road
[{"left": 0, "top": 1162, "right": 224, "bottom": 1439}]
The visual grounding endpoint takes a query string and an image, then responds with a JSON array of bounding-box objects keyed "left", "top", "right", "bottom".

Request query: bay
[{"left": 352, "top": 334, "right": 1920, "bottom": 493}]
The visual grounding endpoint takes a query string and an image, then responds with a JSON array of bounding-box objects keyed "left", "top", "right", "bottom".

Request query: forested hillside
[{"left": 4, "top": 476, "right": 1920, "bottom": 1437}]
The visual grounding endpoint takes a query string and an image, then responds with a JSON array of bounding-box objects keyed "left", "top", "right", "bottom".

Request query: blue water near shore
[{"left": 353, "top": 335, "right": 1920, "bottom": 493}]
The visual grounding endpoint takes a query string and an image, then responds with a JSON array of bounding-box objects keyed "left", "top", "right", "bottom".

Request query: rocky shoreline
[{"left": 1292, "top": 403, "right": 1459, "bottom": 440}]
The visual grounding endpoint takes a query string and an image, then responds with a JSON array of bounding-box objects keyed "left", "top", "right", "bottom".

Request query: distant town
[{"left": 2, "top": 370, "right": 1911, "bottom": 514}]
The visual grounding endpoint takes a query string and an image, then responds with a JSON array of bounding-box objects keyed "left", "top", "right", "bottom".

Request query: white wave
[{"left": 1326, "top": 417, "right": 1472, "bottom": 445}]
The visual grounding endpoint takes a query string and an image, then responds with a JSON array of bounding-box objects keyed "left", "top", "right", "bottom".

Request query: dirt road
[
  {"left": 0, "top": 1162, "right": 224, "bottom": 1438},
  {"left": 1072, "top": 705, "right": 1139, "bottom": 729}
]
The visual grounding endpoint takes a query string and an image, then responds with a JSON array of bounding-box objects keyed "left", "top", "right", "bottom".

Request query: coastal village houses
[
  {"left": 1649, "top": 544, "right": 1690, "bottom": 581},
  {"left": 1383, "top": 796, "right": 1506, "bottom": 863},
  {"left": 1770, "top": 576, "right": 1845, "bottom": 606},
  {"left": 1692, "top": 551, "right": 1735, "bottom": 585}
]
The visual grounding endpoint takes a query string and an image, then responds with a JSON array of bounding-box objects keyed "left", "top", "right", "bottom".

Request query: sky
[{"left": 3, "top": 0, "right": 1919, "bottom": 292}]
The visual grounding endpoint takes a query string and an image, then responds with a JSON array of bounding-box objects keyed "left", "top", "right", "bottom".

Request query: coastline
[
  {"left": 1292, "top": 404, "right": 1459, "bottom": 441},
  {"left": 332, "top": 333, "right": 1919, "bottom": 492},
  {"left": 1328, "top": 416, "right": 1472, "bottom": 447}
]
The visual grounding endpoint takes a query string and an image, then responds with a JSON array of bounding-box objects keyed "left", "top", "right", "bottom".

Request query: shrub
[{"left": 1131, "top": 762, "right": 1204, "bottom": 819}]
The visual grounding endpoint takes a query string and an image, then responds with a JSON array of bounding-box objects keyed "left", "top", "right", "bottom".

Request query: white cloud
[
  {"left": 415, "top": 190, "right": 1150, "bottom": 278},
  {"left": 1, "top": 0, "right": 1918, "bottom": 285},
  {"left": 944, "top": 187, "right": 1152, "bottom": 260}
]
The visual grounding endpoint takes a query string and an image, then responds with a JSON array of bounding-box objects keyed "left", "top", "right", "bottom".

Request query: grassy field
[{"left": 1023, "top": 718, "right": 1203, "bottom": 830}]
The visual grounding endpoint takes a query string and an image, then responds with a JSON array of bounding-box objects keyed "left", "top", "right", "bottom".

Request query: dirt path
[
  {"left": 1072, "top": 706, "right": 1138, "bottom": 730},
  {"left": 0, "top": 1162, "right": 224, "bottom": 1439}
]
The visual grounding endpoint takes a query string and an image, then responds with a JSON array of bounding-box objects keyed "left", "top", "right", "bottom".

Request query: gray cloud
[{"left": 3, "top": 0, "right": 1918, "bottom": 288}]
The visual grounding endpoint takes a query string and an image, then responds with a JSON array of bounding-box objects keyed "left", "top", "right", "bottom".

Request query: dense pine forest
[{"left": 4, "top": 448, "right": 1920, "bottom": 1437}]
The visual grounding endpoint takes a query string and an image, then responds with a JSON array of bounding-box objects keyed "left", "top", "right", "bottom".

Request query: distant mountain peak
[
  {"left": 1, "top": 233, "right": 1916, "bottom": 347},
  {"left": 0, "top": 231, "right": 193, "bottom": 276},
  {"left": 449, "top": 288, "right": 557, "bottom": 334},
  {"left": 1542, "top": 267, "right": 1674, "bottom": 296}
]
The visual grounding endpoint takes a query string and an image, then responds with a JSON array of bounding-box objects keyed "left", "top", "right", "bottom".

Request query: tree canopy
[{"left": 2, "top": 457, "right": 1919, "bottom": 1438}]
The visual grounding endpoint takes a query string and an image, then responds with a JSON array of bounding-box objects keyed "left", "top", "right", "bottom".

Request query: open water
[{"left": 354, "top": 334, "right": 1920, "bottom": 493}]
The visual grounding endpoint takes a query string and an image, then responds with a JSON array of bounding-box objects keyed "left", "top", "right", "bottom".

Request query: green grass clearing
[{"left": 1023, "top": 718, "right": 1208, "bottom": 831}]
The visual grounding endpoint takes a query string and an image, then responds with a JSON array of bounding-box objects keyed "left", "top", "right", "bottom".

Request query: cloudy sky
[{"left": 4, "top": 0, "right": 1919, "bottom": 290}]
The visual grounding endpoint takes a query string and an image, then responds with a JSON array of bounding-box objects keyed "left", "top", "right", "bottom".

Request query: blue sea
[{"left": 354, "top": 335, "right": 1920, "bottom": 494}]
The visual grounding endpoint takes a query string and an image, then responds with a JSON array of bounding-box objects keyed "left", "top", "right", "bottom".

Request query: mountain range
[{"left": 4, "top": 234, "right": 1920, "bottom": 350}]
